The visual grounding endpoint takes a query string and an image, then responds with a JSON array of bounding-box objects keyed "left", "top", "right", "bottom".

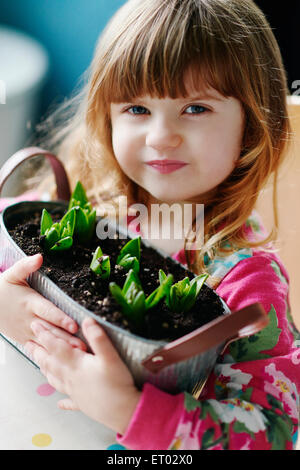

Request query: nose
[{"left": 145, "top": 119, "right": 182, "bottom": 151}]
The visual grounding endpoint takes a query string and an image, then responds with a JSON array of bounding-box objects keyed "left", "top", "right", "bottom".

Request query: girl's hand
[
  {"left": 25, "top": 317, "right": 142, "bottom": 435},
  {"left": 0, "top": 254, "right": 86, "bottom": 351}
]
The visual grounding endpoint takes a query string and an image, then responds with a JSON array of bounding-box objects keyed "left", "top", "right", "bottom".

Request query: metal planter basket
[{"left": 0, "top": 148, "right": 269, "bottom": 394}]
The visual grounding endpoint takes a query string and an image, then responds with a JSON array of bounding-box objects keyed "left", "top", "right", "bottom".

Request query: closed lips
[
  {"left": 146, "top": 160, "right": 187, "bottom": 165},
  {"left": 145, "top": 160, "right": 187, "bottom": 174}
]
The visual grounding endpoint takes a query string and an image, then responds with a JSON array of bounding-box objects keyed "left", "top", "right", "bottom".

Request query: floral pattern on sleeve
[
  {"left": 116, "top": 210, "right": 300, "bottom": 450},
  {"left": 165, "top": 252, "right": 300, "bottom": 450}
]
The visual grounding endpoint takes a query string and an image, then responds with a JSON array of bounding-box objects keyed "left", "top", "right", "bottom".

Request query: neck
[
  {"left": 138, "top": 191, "right": 215, "bottom": 253},
  {"left": 145, "top": 188, "right": 217, "bottom": 221}
]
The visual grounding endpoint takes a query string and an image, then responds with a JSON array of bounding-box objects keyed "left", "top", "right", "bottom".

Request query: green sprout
[
  {"left": 116, "top": 236, "right": 141, "bottom": 274},
  {"left": 40, "top": 207, "right": 76, "bottom": 252},
  {"left": 160, "top": 270, "right": 209, "bottom": 314},
  {"left": 109, "top": 269, "right": 173, "bottom": 327},
  {"left": 68, "top": 181, "right": 97, "bottom": 244},
  {"left": 90, "top": 246, "right": 111, "bottom": 280}
]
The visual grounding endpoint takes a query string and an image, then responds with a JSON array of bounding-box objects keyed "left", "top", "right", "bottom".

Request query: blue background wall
[
  {"left": 0, "top": 0, "right": 298, "bottom": 121},
  {"left": 0, "top": 0, "right": 126, "bottom": 119}
]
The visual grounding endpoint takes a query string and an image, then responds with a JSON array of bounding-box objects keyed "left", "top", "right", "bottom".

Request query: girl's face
[{"left": 110, "top": 71, "right": 245, "bottom": 203}]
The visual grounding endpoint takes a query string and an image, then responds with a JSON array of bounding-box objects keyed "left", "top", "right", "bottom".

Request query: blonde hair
[{"left": 29, "top": 0, "right": 292, "bottom": 274}]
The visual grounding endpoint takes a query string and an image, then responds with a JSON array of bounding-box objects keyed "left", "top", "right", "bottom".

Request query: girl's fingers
[
  {"left": 25, "top": 338, "right": 67, "bottom": 390},
  {"left": 30, "top": 294, "right": 78, "bottom": 334},
  {"left": 44, "top": 372, "right": 66, "bottom": 395},
  {"left": 82, "top": 317, "right": 119, "bottom": 361},
  {"left": 31, "top": 319, "right": 87, "bottom": 351},
  {"left": 24, "top": 340, "right": 49, "bottom": 374},
  {"left": 28, "top": 324, "right": 71, "bottom": 359},
  {"left": 4, "top": 253, "right": 43, "bottom": 285},
  {"left": 57, "top": 398, "right": 78, "bottom": 411},
  {"left": 5, "top": 254, "right": 78, "bottom": 335},
  {"left": 25, "top": 341, "right": 66, "bottom": 393}
]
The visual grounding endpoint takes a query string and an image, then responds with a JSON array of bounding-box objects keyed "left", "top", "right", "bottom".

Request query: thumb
[
  {"left": 82, "top": 317, "right": 118, "bottom": 359},
  {"left": 4, "top": 253, "right": 43, "bottom": 284}
]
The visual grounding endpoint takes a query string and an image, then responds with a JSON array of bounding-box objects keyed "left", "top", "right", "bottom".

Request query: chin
[{"left": 150, "top": 191, "right": 187, "bottom": 204}]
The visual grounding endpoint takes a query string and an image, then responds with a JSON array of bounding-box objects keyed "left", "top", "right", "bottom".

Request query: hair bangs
[{"left": 97, "top": 1, "right": 240, "bottom": 105}]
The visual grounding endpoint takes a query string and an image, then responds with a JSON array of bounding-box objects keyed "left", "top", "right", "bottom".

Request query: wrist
[{"left": 115, "top": 387, "right": 142, "bottom": 436}]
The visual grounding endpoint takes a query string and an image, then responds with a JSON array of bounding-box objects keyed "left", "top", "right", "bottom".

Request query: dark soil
[{"left": 7, "top": 207, "right": 225, "bottom": 341}]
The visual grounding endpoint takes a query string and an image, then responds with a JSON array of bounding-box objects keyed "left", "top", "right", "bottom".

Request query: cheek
[
  {"left": 111, "top": 126, "right": 121, "bottom": 160},
  {"left": 111, "top": 127, "right": 137, "bottom": 176},
  {"left": 213, "top": 118, "right": 244, "bottom": 167},
  {"left": 111, "top": 127, "right": 129, "bottom": 165},
  {"left": 230, "top": 108, "right": 245, "bottom": 163}
]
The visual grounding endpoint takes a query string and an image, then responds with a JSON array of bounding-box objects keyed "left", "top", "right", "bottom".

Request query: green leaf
[
  {"left": 44, "top": 225, "right": 60, "bottom": 251},
  {"left": 180, "top": 281, "right": 198, "bottom": 312},
  {"left": 99, "top": 256, "right": 110, "bottom": 279},
  {"left": 68, "top": 181, "right": 89, "bottom": 210},
  {"left": 60, "top": 207, "right": 75, "bottom": 230},
  {"left": 90, "top": 246, "right": 103, "bottom": 271},
  {"left": 132, "top": 290, "right": 146, "bottom": 310},
  {"left": 168, "top": 285, "right": 181, "bottom": 312},
  {"left": 109, "top": 282, "right": 124, "bottom": 304},
  {"left": 117, "top": 237, "right": 141, "bottom": 265},
  {"left": 190, "top": 274, "right": 209, "bottom": 297},
  {"left": 145, "top": 273, "right": 173, "bottom": 309},
  {"left": 125, "top": 281, "right": 140, "bottom": 303},
  {"left": 109, "top": 280, "right": 145, "bottom": 325},
  {"left": 159, "top": 270, "right": 173, "bottom": 307},
  {"left": 109, "top": 282, "right": 132, "bottom": 316},
  {"left": 87, "top": 209, "right": 97, "bottom": 238},
  {"left": 74, "top": 207, "right": 89, "bottom": 242},
  {"left": 40, "top": 209, "right": 53, "bottom": 236},
  {"left": 61, "top": 220, "right": 74, "bottom": 238},
  {"left": 169, "top": 279, "right": 189, "bottom": 310},
  {"left": 131, "top": 291, "right": 146, "bottom": 326},
  {"left": 162, "top": 274, "right": 209, "bottom": 314},
  {"left": 83, "top": 201, "right": 93, "bottom": 212},
  {"left": 123, "top": 269, "right": 143, "bottom": 295},
  {"left": 108, "top": 269, "right": 147, "bottom": 327},
  {"left": 90, "top": 246, "right": 111, "bottom": 279},
  {"left": 67, "top": 183, "right": 97, "bottom": 243},
  {"left": 59, "top": 208, "right": 76, "bottom": 241},
  {"left": 50, "top": 236, "right": 73, "bottom": 251},
  {"left": 159, "top": 269, "right": 168, "bottom": 283},
  {"left": 117, "top": 254, "right": 140, "bottom": 274}
]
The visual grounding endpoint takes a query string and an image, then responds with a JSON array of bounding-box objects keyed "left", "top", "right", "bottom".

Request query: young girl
[{"left": 1, "top": 0, "right": 300, "bottom": 450}]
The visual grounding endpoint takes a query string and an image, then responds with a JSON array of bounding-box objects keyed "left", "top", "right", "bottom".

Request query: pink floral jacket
[
  {"left": 1, "top": 194, "right": 300, "bottom": 450},
  {"left": 117, "top": 210, "right": 300, "bottom": 450}
]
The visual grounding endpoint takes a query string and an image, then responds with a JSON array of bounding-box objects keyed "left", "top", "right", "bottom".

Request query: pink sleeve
[
  {"left": 0, "top": 190, "right": 41, "bottom": 213},
  {"left": 118, "top": 383, "right": 186, "bottom": 450},
  {"left": 116, "top": 252, "right": 300, "bottom": 450}
]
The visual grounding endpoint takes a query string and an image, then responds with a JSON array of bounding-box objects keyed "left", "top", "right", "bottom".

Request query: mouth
[{"left": 145, "top": 160, "right": 188, "bottom": 174}]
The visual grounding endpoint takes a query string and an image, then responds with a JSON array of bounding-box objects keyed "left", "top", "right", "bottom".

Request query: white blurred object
[{"left": 0, "top": 25, "right": 49, "bottom": 196}]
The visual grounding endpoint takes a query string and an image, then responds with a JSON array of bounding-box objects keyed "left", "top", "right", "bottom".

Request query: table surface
[
  {"left": 2, "top": 335, "right": 300, "bottom": 451},
  {"left": 0, "top": 336, "right": 126, "bottom": 450}
]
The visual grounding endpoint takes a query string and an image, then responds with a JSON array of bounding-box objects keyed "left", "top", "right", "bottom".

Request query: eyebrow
[
  {"left": 177, "top": 94, "right": 225, "bottom": 102},
  {"left": 111, "top": 93, "right": 225, "bottom": 107}
]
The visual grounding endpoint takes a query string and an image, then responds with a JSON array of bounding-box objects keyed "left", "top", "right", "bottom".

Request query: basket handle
[
  {"left": 141, "top": 303, "right": 268, "bottom": 374},
  {"left": 0, "top": 146, "right": 71, "bottom": 201}
]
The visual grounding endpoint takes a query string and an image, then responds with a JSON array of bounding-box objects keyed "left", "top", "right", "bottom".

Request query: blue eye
[
  {"left": 185, "top": 105, "right": 208, "bottom": 114},
  {"left": 127, "top": 105, "right": 149, "bottom": 115}
]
